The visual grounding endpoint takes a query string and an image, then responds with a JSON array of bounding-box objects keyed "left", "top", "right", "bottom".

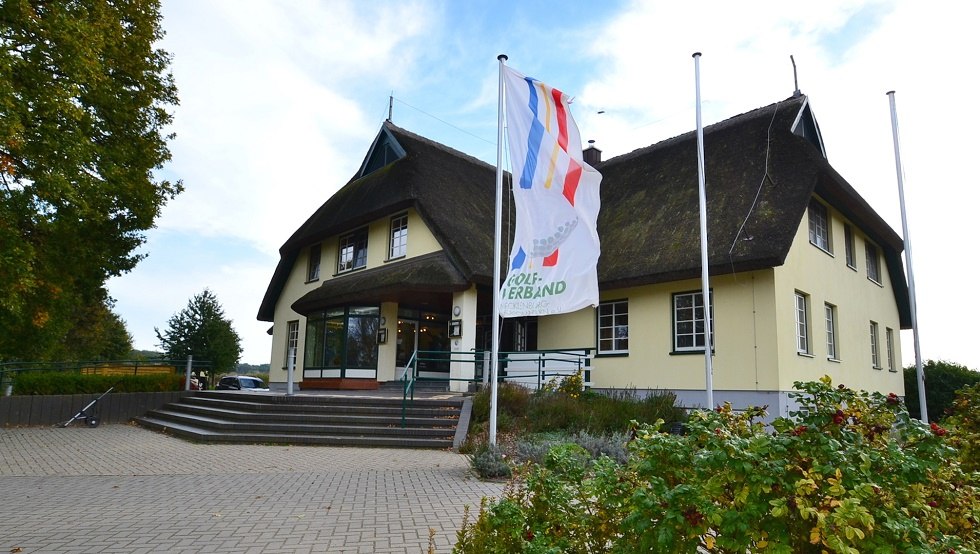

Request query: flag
[{"left": 500, "top": 66, "right": 602, "bottom": 317}]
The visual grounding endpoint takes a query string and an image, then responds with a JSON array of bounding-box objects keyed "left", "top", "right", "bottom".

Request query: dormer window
[{"left": 338, "top": 228, "right": 368, "bottom": 273}]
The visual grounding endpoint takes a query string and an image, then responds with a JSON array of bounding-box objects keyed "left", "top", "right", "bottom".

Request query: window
[
  {"left": 885, "top": 328, "right": 895, "bottom": 370},
  {"left": 673, "top": 291, "right": 713, "bottom": 352},
  {"left": 285, "top": 321, "right": 299, "bottom": 369},
  {"left": 866, "top": 242, "right": 881, "bottom": 284},
  {"left": 808, "top": 199, "right": 832, "bottom": 253},
  {"left": 825, "top": 303, "right": 838, "bottom": 360},
  {"left": 307, "top": 244, "right": 321, "bottom": 282},
  {"left": 598, "top": 300, "right": 629, "bottom": 354},
  {"left": 795, "top": 292, "right": 810, "bottom": 355},
  {"left": 305, "top": 307, "right": 380, "bottom": 370},
  {"left": 338, "top": 228, "right": 368, "bottom": 273},
  {"left": 389, "top": 213, "right": 408, "bottom": 259},
  {"left": 870, "top": 321, "right": 881, "bottom": 368},
  {"left": 844, "top": 225, "right": 856, "bottom": 269}
]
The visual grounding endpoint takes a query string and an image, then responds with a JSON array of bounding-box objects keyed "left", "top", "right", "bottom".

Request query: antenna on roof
[
  {"left": 790, "top": 55, "right": 801, "bottom": 97},
  {"left": 387, "top": 92, "right": 393, "bottom": 122}
]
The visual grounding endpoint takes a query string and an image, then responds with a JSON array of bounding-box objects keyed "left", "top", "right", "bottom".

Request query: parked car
[{"left": 215, "top": 375, "right": 269, "bottom": 392}]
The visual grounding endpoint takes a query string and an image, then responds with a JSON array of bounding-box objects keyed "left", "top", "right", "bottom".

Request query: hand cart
[{"left": 62, "top": 386, "right": 114, "bottom": 427}]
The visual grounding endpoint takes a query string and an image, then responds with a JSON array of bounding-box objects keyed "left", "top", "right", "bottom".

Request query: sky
[{"left": 107, "top": 0, "right": 980, "bottom": 369}]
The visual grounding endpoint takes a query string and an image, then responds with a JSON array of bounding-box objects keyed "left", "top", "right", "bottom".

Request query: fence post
[
  {"left": 184, "top": 355, "right": 193, "bottom": 391},
  {"left": 286, "top": 347, "right": 295, "bottom": 396}
]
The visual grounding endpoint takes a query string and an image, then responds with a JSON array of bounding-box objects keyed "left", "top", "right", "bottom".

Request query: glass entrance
[{"left": 396, "top": 319, "right": 418, "bottom": 369}]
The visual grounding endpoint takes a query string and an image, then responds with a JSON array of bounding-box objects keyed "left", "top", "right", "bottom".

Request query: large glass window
[
  {"left": 389, "top": 213, "right": 408, "bottom": 259},
  {"left": 307, "top": 244, "right": 321, "bottom": 282},
  {"left": 673, "top": 291, "right": 713, "bottom": 352},
  {"left": 796, "top": 292, "right": 810, "bottom": 355},
  {"left": 338, "top": 229, "right": 368, "bottom": 273},
  {"left": 305, "top": 307, "right": 379, "bottom": 371},
  {"left": 866, "top": 242, "right": 881, "bottom": 284},
  {"left": 598, "top": 300, "right": 629, "bottom": 354},
  {"left": 808, "top": 199, "right": 832, "bottom": 253},
  {"left": 825, "top": 303, "right": 837, "bottom": 360}
]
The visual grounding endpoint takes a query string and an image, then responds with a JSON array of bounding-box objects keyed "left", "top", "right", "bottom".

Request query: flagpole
[
  {"left": 693, "top": 52, "right": 714, "bottom": 409},
  {"left": 489, "top": 54, "right": 508, "bottom": 445},
  {"left": 887, "top": 91, "right": 927, "bottom": 423}
]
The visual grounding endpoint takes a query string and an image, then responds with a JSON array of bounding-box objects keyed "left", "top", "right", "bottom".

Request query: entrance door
[{"left": 396, "top": 319, "right": 418, "bottom": 373}]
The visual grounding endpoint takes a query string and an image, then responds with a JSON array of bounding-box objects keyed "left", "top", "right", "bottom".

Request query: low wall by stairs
[{"left": 1, "top": 391, "right": 191, "bottom": 427}]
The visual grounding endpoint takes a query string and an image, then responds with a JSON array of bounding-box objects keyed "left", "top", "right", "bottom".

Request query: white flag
[{"left": 500, "top": 66, "right": 602, "bottom": 317}]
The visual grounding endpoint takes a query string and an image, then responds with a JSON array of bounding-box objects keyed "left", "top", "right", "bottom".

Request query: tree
[
  {"left": 156, "top": 289, "right": 242, "bottom": 373},
  {"left": 0, "top": 0, "right": 181, "bottom": 361},
  {"left": 904, "top": 359, "right": 980, "bottom": 422}
]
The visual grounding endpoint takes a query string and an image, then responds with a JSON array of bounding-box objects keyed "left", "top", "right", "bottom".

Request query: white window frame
[
  {"left": 808, "top": 199, "right": 832, "bottom": 254},
  {"left": 886, "top": 327, "right": 896, "bottom": 372},
  {"left": 825, "top": 302, "right": 838, "bottom": 361},
  {"left": 388, "top": 213, "right": 408, "bottom": 260},
  {"left": 795, "top": 292, "right": 811, "bottom": 355},
  {"left": 307, "top": 243, "right": 321, "bottom": 282},
  {"left": 866, "top": 241, "right": 881, "bottom": 284},
  {"left": 673, "top": 291, "right": 714, "bottom": 352},
  {"left": 338, "top": 228, "right": 368, "bottom": 273},
  {"left": 597, "top": 300, "right": 629, "bottom": 354},
  {"left": 870, "top": 321, "right": 881, "bottom": 369},
  {"left": 285, "top": 320, "right": 299, "bottom": 369},
  {"left": 844, "top": 224, "right": 856, "bottom": 270}
]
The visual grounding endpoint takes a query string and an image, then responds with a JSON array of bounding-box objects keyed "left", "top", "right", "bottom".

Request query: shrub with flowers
[{"left": 455, "top": 377, "right": 979, "bottom": 553}]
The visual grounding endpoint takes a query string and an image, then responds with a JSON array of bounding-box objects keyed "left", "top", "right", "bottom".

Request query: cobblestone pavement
[{"left": 0, "top": 424, "right": 503, "bottom": 553}]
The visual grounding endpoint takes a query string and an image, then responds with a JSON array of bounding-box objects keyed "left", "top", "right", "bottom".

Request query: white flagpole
[
  {"left": 887, "top": 91, "right": 927, "bottom": 423},
  {"left": 693, "top": 52, "right": 714, "bottom": 409},
  {"left": 489, "top": 54, "right": 508, "bottom": 445}
]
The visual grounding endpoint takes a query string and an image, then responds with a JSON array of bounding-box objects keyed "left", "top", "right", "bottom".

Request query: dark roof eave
[{"left": 599, "top": 257, "right": 784, "bottom": 291}]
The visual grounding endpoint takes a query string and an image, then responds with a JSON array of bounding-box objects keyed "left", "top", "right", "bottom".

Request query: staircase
[{"left": 134, "top": 391, "right": 466, "bottom": 449}]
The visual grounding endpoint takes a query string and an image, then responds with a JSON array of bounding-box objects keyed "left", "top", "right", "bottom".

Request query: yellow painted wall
[
  {"left": 268, "top": 207, "right": 443, "bottom": 380},
  {"left": 772, "top": 198, "right": 904, "bottom": 395},
  {"left": 536, "top": 271, "right": 781, "bottom": 392}
]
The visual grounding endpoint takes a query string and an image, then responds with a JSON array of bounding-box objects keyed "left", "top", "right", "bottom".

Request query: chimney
[{"left": 583, "top": 139, "right": 601, "bottom": 166}]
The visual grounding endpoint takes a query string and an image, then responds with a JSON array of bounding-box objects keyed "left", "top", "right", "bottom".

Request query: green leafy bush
[
  {"left": 12, "top": 371, "right": 184, "bottom": 395},
  {"left": 455, "top": 377, "right": 980, "bottom": 553},
  {"left": 904, "top": 359, "right": 980, "bottom": 422},
  {"left": 469, "top": 442, "right": 511, "bottom": 480},
  {"left": 946, "top": 383, "right": 980, "bottom": 473}
]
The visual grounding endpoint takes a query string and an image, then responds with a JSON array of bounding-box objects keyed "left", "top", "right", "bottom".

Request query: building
[{"left": 257, "top": 93, "right": 909, "bottom": 416}]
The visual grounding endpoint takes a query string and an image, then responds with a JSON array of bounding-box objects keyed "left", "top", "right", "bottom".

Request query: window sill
[
  {"left": 305, "top": 278, "right": 320, "bottom": 284},
  {"left": 797, "top": 352, "right": 814, "bottom": 358},
  {"left": 384, "top": 255, "right": 407, "bottom": 263},
  {"left": 873, "top": 365, "right": 883, "bottom": 370},
  {"left": 333, "top": 266, "right": 367, "bottom": 277},
  {"left": 846, "top": 264, "right": 857, "bottom": 271},
  {"left": 809, "top": 241, "right": 834, "bottom": 257},
  {"left": 827, "top": 357, "right": 841, "bottom": 363},
  {"left": 596, "top": 352, "right": 629, "bottom": 358},
  {"left": 670, "top": 349, "right": 714, "bottom": 356},
  {"left": 867, "top": 277, "right": 883, "bottom": 287},
  {"left": 888, "top": 368, "right": 898, "bottom": 373}
]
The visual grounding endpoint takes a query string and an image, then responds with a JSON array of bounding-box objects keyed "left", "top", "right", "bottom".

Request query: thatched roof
[{"left": 258, "top": 95, "right": 910, "bottom": 327}]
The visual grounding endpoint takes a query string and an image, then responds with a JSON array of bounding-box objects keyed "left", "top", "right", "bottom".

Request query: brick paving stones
[{"left": 0, "top": 424, "right": 503, "bottom": 553}]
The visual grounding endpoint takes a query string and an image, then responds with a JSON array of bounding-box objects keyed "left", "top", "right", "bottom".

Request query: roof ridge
[
  {"left": 383, "top": 121, "right": 497, "bottom": 172},
  {"left": 601, "top": 95, "right": 804, "bottom": 166}
]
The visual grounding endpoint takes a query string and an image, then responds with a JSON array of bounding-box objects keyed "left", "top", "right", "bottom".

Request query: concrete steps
[{"left": 134, "top": 391, "right": 466, "bottom": 449}]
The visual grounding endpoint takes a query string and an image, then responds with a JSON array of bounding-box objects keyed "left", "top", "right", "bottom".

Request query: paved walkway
[{"left": 0, "top": 424, "right": 503, "bottom": 553}]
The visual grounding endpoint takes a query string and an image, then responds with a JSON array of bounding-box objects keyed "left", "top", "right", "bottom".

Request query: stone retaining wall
[{"left": 0, "top": 391, "right": 190, "bottom": 427}]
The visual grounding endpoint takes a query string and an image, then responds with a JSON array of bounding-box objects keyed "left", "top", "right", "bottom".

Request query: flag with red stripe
[{"left": 499, "top": 65, "right": 602, "bottom": 317}]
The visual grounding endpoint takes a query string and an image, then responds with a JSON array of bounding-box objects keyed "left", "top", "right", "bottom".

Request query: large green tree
[
  {"left": 156, "top": 289, "right": 242, "bottom": 373},
  {"left": 0, "top": 0, "right": 180, "bottom": 361}
]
